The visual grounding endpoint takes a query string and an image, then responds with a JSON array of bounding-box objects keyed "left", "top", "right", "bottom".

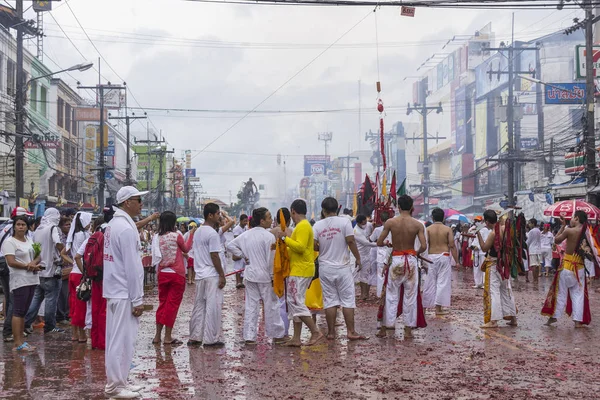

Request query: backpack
[{"left": 83, "top": 231, "right": 104, "bottom": 280}]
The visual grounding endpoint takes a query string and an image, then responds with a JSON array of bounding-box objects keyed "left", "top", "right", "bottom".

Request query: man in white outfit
[
  {"left": 540, "top": 224, "right": 554, "bottom": 276},
  {"left": 231, "top": 214, "right": 248, "bottom": 288},
  {"left": 314, "top": 197, "right": 368, "bottom": 341},
  {"left": 470, "top": 216, "right": 488, "bottom": 289},
  {"left": 526, "top": 218, "right": 542, "bottom": 284},
  {"left": 103, "top": 186, "right": 148, "bottom": 399},
  {"left": 370, "top": 211, "right": 392, "bottom": 298},
  {"left": 354, "top": 214, "right": 376, "bottom": 300},
  {"left": 423, "top": 208, "right": 458, "bottom": 315},
  {"left": 227, "top": 208, "right": 286, "bottom": 345},
  {"left": 189, "top": 203, "right": 227, "bottom": 347}
]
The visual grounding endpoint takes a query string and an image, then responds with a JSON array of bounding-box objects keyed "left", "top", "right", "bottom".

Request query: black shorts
[{"left": 12, "top": 285, "right": 36, "bottom": 317}]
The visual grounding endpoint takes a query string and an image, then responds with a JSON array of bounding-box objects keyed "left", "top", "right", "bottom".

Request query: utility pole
[
  {"left": 78, "top": 82, "right": 125, "bottom": 210},
  {"left": 484, "top": 17, "right": 537, "bottom": 207},
  {"left": 134, "top": 137, "right": 166, "bottom": 211},
  {"left": 406, "top": 80, "right": 444, "bottom": 218},
  {"left": 15, "top": 0, "right": 24, "bottom": 203},
  {"left": 535, "top": 43, "right": 546, "bottom": 183},
  {"left": 108, "top": 113, "right": 147, "bottom": 185},
  {"left": 318, "top": 132, "right": 333, "bottom": 197},
  {"left": 584, "top": 0, "right": 597, "bottom": 203},
  {"left": 156, "top": 147, "right": 174, "bottom": 212},
  {"left": 339, "top": 154, "right": 359, "bottom": 209}
]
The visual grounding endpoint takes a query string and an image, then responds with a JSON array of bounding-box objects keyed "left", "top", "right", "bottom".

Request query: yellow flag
[
  {"left": 353, "top": 193, "right": 358, "bottom": 217},
  {"left": 273, "top": 209, "right": 290, "bottom": 298},
  {"left": 382, "top": 173, "right": 388, "bottom": 198}
]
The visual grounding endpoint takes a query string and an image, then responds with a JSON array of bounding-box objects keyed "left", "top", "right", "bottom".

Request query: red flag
[
  {"left": 362, "top": 174, "right": 374, "bottom": 205},
  {"left": 390, "top": 171, "right": 397, "bottom": 202},
  {"left": 374, "top": 171, "right": 380, "bottom": 201}
]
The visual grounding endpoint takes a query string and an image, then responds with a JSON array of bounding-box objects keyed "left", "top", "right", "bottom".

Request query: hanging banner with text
[{"left": 544, "top": 82, "right": 599, "bottom": 104}]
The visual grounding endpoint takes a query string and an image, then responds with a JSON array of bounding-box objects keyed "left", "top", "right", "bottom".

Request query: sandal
[
  {"left": 13, "top": 342, "right": 36, "bottom": 352},
  {"left": 164, "top": 338, "right": 183, "bottom": 345}
]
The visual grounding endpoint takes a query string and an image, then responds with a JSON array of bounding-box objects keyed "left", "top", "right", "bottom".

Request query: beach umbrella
[
  {"left": 446, "top": 214, "right": 469, "bottom": 223},
  {"left": 543, "top": 199, "right": 600, "bottom": 220}
]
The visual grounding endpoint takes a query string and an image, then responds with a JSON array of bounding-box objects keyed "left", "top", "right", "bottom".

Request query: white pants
[
  {"left": 383, "top": 255, "right": 418, "bottom": 328},
  {"left": 585, "top": 259, "right": 596, "bottom": 278},
  {"left": 422, "top": 253, "right": 451, "bottom": 308},
  {"left": 319, "top": 265, "right": 356, "bottom": 309},
  {"left": 286, "top": 276, "right": 312, "bottom": 322},
  {"left": 279, "top": 296, "right": 290, "bottom": 336},
  {"left": 357, "top": 253, "right": 376, "bottom": 286},
  {"left": 473, "top": 252, "right": 485, "bottom": 287},
  {"left": 244, "top": 281, "right": 285, "bottom": 341},
  {"left": 376, "top": 262, "right": 385, "bottom": 298},
  {"left": 189, "top": 276, "right": 223, "bottom": 345},
  {"left": 553, "top": 268, "right": 586, "bottom": 322},
  {"left": 105, "top": 298, "right": 140, "bottom": 395},
  {"left": 541, "top": 249, "right": 553, "bottom": 268},
  {"left": 488, "top": 268, "right": 517, "bottom": 322},
  {"left": 85, "top": 300, "right": 92, "bottom": 330}
]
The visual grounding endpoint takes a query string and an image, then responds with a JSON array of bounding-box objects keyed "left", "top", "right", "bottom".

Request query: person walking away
[
  {"left": 275, "top": 199, "right": 324, "bottom": 347},
  {"left": 423, "top": 208, "right": 459, "bottom": 315},
  {"left": 476, "top": 210, "right": 517, "bottom": 329},
  {"left": 217, "top": 213, "right": 236, "bottom": 278},
  {"left": 103, "top": 186, "right": 149, "bottom": 399},
  {"left": 470, "top": 216, "right": 488, "bottom": 289},
  {"left": 24, "top": 208, "right": 65, "bottom": 334},
  {"left": 231, "top": 214, "right": 249, "bottom": 288},
  {"left": 543, "top": 212, "right": 593, "bottom": 327},
  {"left": 56, "top": 217, "right": 73, "bottom": 325},
  {"left": 152, "top": 211, "right": 195, "bottom": 345},
  {"left": 1, "top": 215, "right": 41, "bottom": 351},
  {"left": 270, "top": 208, "right": 293, "bottom": 337},
  {"left": 540, "top": 224, "right": 554, "bottom": 277},
  {"left": 527, "top": 218, "right": 542, "bottom": 285},
  {"left": 188, "top": 203, "right": 227, "bottom": 348},
  {"left": 74, "top": 216, "right": 107, "bottom": 349},
  {"left": 227, "top": 208, "right": 286, "bottom": 345},
  {"left": 376, "top": 195, "right": 427, "bottom": 339},
  {"left": 354, "top": 214, "right": 376, "bottom": 300},
  {"left": 62, "top": 212, "right": 92, "bottom": 343},
  {"left": 369, "top": 211, "right": 392, "bottom": 298},
  {"left": 313, "top": 197, "right": 368, "bottom": 341}
]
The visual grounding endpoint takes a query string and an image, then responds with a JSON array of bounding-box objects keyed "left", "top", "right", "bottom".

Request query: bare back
[
  {"left": 427, "top": 223, "right": 453, "bottom": 254},
  {"left": 557, "top": 225, "right": 584, "bottom": 255},
  {"left": 378, "top": 213, "right": 426, "bottom": 254}
]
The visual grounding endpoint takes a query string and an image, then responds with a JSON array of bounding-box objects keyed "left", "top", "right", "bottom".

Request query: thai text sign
[{"left": 544, "top": 83, "right": 585, "bottom": 104}]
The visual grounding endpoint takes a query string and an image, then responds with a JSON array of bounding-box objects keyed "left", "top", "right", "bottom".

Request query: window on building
[
  {"left": 7, "top": 59, "right": 15, "bottom": 96},
  {"left": 71, "top": 143, "right": 77, "bottom": 170},
  {"left": 72, "top": 110, "right": 77, "bottom": 136},
  {"left": 64, "top": 142, "right": 70, "bottom": 170},
  {"left": 56, "top": 144, "right": 62, "bottom": 165},
  {"left": 65, "top": 103, "right": 72, "bottom": 134},
  {"left": 57, "top": 98, "right": 64, "bottom": 128},
  {"left": 40, "top": 86, "right": 47, "bottom": 118},
  {"left": 30, "top": 82, "right": 37, "bottom": 111}
]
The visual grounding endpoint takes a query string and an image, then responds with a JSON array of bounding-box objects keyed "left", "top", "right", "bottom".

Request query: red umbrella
[
  {"left": 444, "top": 209, "right": 461, "bottom": 218},
  {"left": 543, "top": 200, "right": 600, "bottom": 220}
]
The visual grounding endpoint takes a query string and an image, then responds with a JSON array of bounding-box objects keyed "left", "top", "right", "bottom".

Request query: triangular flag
[
  {"left": 362, "top": 174, "right": 374, "bottom": 205},
  {"left": 382, "top": 173, "right": 388, "bottom": 198},
  {"left": 390, "top": 171, "right": 397, "bottom": 202},
  {"left": 397, "top": 178, "right": 407, "bottom": 197}
]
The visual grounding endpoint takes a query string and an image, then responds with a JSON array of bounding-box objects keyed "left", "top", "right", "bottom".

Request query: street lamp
[{"left": 15, "top": 61, "right": 95, "bottom": 203}]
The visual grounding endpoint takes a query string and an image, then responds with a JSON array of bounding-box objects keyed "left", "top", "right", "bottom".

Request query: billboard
[
  {"left": 304, "top": 155, "right": 330, "bottom": 176},
  {"left": 544, "top": 83, "right": 586, "bottom": 104},
  {"left": 100, "top": 87, "right": 125, "bottom": 109},
  {"left": 75, "top": 107, "right": 108, "bottom": 121},
  {"left": 575, "top": 45, "right": 600, "bottom": 79},
  {"left": 133, "top": 145, "right": 166, "bottom": 191},
  {"left": 475, "top": 52, "right": 508, "bottom": 98},
  {"left": 185, "top": 168, "right": 196, "bottom": 178},
  {"left": 24, "top": 132, "right": 61, "bottom": 149},
  {"left": 455, "top": 85, "right": 467, "bottom": 153}
]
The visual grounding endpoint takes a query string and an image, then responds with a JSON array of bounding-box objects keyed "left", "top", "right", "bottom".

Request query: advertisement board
[
  {"left": 133, "top": 145, "right": 166, "bottom": 191},
  {"left": 475, "top": 52, "right": 508, "bottom": 98},
  {"left": 575, "top": 45, "right": 600, "bottom": 79},
  {"left": 304, "top": 155, "right": 330, "bottom": 176},
  {"left": 544, "top": 83, "right": 586, "bottom": 104},
  {"left": 24, "top": 133, "right": 61, "bottom": 149},
  {"left": 185, "top": 168, "right": 196, "bottom": 178},
  {"left": 455, "top": 85, "right": 467, "bottom": 153},
  {"left": 74, "top": 107, "right": 108, "bottom": 121}
]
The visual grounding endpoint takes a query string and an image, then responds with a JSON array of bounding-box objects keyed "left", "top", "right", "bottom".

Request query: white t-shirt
[
  {"left": 313, "top": 216, "right": 354, "bottom": 268},
  {"left": 33, "top": 224, "right": 61, "bottom": 278},
  {"left": 527, "top": 227, "right": 542, "bottom": 255},
  {"left": 540, "top": 231, "right": 554, "bottom": 250},
  {"left": 193, "top": 226, "right": 223, "bottom": 280},
  {"left": 232, "top": 224, "right": 247, "bottom": 271},
  {"left": 227, "top": 227, "right": 275, "bottom": 283},
  {"left": 0, "top": 225, "right": 12, "bottom": 257},
  {"left": 70, "top": 231, "right": 90, "bottom": 275},
  {"left": 2, "top": 236, "right": 39, "bottom": 291}
]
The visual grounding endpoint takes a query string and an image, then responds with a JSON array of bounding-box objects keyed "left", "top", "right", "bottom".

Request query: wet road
[{"left": 1, "top": 269, "right": 600, "bottom": 399}]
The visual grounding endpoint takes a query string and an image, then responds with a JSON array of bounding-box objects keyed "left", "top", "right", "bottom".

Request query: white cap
[{"left": 116, "top": 186, "right": 149, "bottom": 204}]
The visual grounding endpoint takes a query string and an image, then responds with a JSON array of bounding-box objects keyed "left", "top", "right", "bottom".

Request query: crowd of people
[{"left": 1, "top": 185, "right": 597, "bottom": 399}]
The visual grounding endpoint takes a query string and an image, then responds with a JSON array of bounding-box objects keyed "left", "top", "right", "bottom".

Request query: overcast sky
[{"left": 23, "top": 0, "right": 584, "bottom": 204}]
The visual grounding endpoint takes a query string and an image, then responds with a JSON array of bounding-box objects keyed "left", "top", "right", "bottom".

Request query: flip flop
[
  {"left": 164, "top": 339, "right": 183, "bottom": 345},
  {"left": 187, "top": 340, "right": 203, "bottom": 347},
  {"left": 347, "top": 334, "right": 370, "bottom": 341}
]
